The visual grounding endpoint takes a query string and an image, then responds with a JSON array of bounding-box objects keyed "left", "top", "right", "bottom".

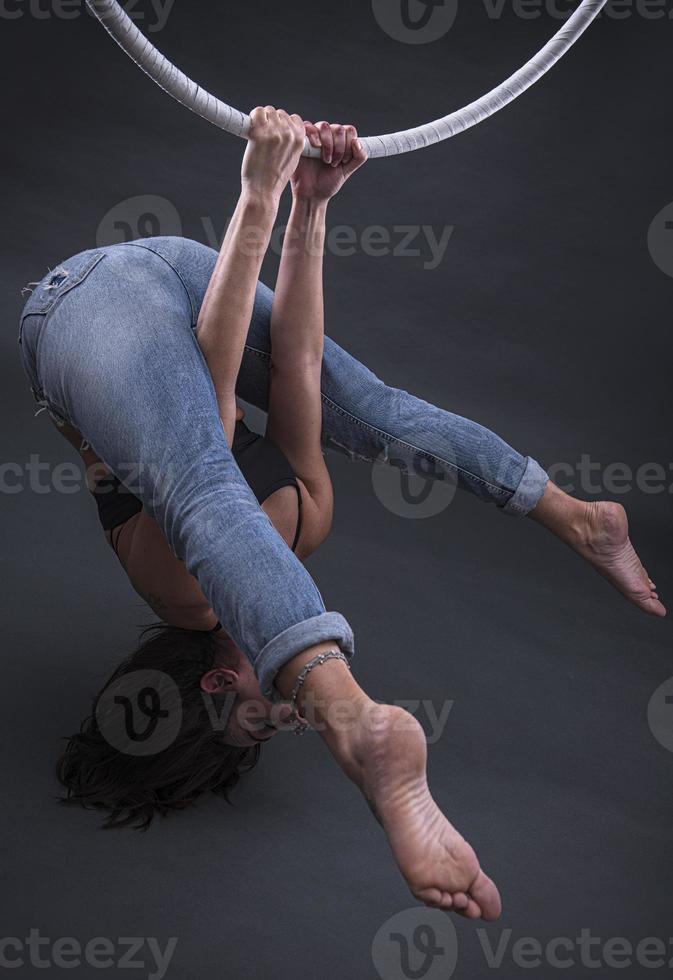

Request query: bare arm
[
  {"left": 265, "top": 196, "right": 333, "bottom": 550},
  {"left": 195, "top": 194, "right": 276, "bottom": 444},
  {"left": 266, "top": 122, "right": 368, "bottom": 552},
  {"left": 195, "top": 106, "right": 306, "bottom": 446}
]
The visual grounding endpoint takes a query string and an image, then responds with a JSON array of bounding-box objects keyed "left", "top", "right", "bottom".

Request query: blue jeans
[{"left": 17, "top": 237, "right": 549, "bottom": 696}]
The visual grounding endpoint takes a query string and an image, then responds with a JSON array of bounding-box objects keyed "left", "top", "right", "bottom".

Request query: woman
[{"left": 17, "top": 108, "right": 663, "bottom": 923}]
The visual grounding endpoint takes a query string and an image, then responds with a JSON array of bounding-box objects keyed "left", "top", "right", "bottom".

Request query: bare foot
[
  {"left": 575, "top": 501, "right": 666, "bottom": 617},
  {"left": 351, "top": 705, "right": 502, "bottom": 921},
  {"left": 530, "top": 483, "right": 666, "bottom": 618}
]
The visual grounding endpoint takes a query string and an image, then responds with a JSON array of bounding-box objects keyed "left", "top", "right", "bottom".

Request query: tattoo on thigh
[{"left": 146, "top": 592, "right": 169, "bottom": 613}]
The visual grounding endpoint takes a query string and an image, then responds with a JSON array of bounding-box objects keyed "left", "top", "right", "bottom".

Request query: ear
[{"left": 200, "top": 667, "right": 238, "bottom": 695}]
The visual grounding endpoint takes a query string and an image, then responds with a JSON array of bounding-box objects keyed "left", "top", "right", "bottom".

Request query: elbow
[
  {"left": 296, "top": 520, "right": 331, "bottom": 561},
  {"left": 269, "top": 351, "right": 323, "bottom": 379},
  {"left": 295, "top": 489, "right": 333, "bottom": 560}
]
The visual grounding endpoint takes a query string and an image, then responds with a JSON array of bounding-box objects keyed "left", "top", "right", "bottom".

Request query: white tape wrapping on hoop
[{"left": 85, "top": 0, "right": 609, "bottom": 159}]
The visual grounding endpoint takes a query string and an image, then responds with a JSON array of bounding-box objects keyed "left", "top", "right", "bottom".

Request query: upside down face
[{"left": 200, "top": 631, "right": 295, "bottom": 747}]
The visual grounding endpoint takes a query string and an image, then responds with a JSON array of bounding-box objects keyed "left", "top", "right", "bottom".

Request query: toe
[
  {"left": 462, "top": 898, "right": 483, "bottom": 919},
  {"left": 641, "top": 595, "right": 667, "bottom": 618},
  {"left": 417, "top": 887, "right": 450, "bottom": 909},
  {"left": 439, "top": 892, "right": 454, "bottom": 910},
  {"left": 469, "top": 870, "right": 502, "bottom": 921}
]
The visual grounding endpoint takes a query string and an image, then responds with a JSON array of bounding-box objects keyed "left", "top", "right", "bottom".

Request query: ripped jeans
[{"left": 17, "top": 237, "right": 549, "bottom": 695}]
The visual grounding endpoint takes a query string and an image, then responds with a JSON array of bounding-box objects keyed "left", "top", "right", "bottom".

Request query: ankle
[
  {"left": 313, "top": 692, "right": 376, "bottom": 775},
  {"left": 564, "top": 502, "right": 592, "bottom": 548},
  {"left": 349, "top": 704, "right": 426, "bottom": 785},
  {"left": 530, "top": 483, "right": 591, "bottom": 547}
]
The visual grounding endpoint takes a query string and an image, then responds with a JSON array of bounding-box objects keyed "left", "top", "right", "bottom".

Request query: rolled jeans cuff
[
  {"left": 502, "top": 456, "right": 549, "bottom": 518},
  {"left": 255, "top": 611, "right": 355, "bottom": 698}
]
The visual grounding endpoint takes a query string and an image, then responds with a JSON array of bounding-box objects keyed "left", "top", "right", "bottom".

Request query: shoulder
[{"left": 111, "top": 510, "right": 218, "bottom": 630}]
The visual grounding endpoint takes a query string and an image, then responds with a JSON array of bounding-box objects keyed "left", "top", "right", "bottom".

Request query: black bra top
[{"left": 91, "top": 420, "right": 303, "bottom": 557}]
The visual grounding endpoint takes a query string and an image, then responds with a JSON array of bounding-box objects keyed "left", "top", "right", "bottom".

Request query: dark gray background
[{"left": 1, "top": 1, "right": 672, "bottom": 977}]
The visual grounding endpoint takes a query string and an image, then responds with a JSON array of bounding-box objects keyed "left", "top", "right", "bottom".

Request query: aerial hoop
[{"left": 85, "top": 0, "right": 609, "bottom": 158}]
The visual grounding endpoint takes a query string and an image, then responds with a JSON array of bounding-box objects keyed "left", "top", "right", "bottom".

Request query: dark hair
[{"left": 56, "top": 623, "right": 261, "bottom": 831}]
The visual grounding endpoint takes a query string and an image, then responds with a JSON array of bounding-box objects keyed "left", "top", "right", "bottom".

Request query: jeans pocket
[
  {"left": 20, "top": 250, "right": 106, "bottom": 326},
  {"left": 17, "top": 251, "right": 107, "bottom": 424}
]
